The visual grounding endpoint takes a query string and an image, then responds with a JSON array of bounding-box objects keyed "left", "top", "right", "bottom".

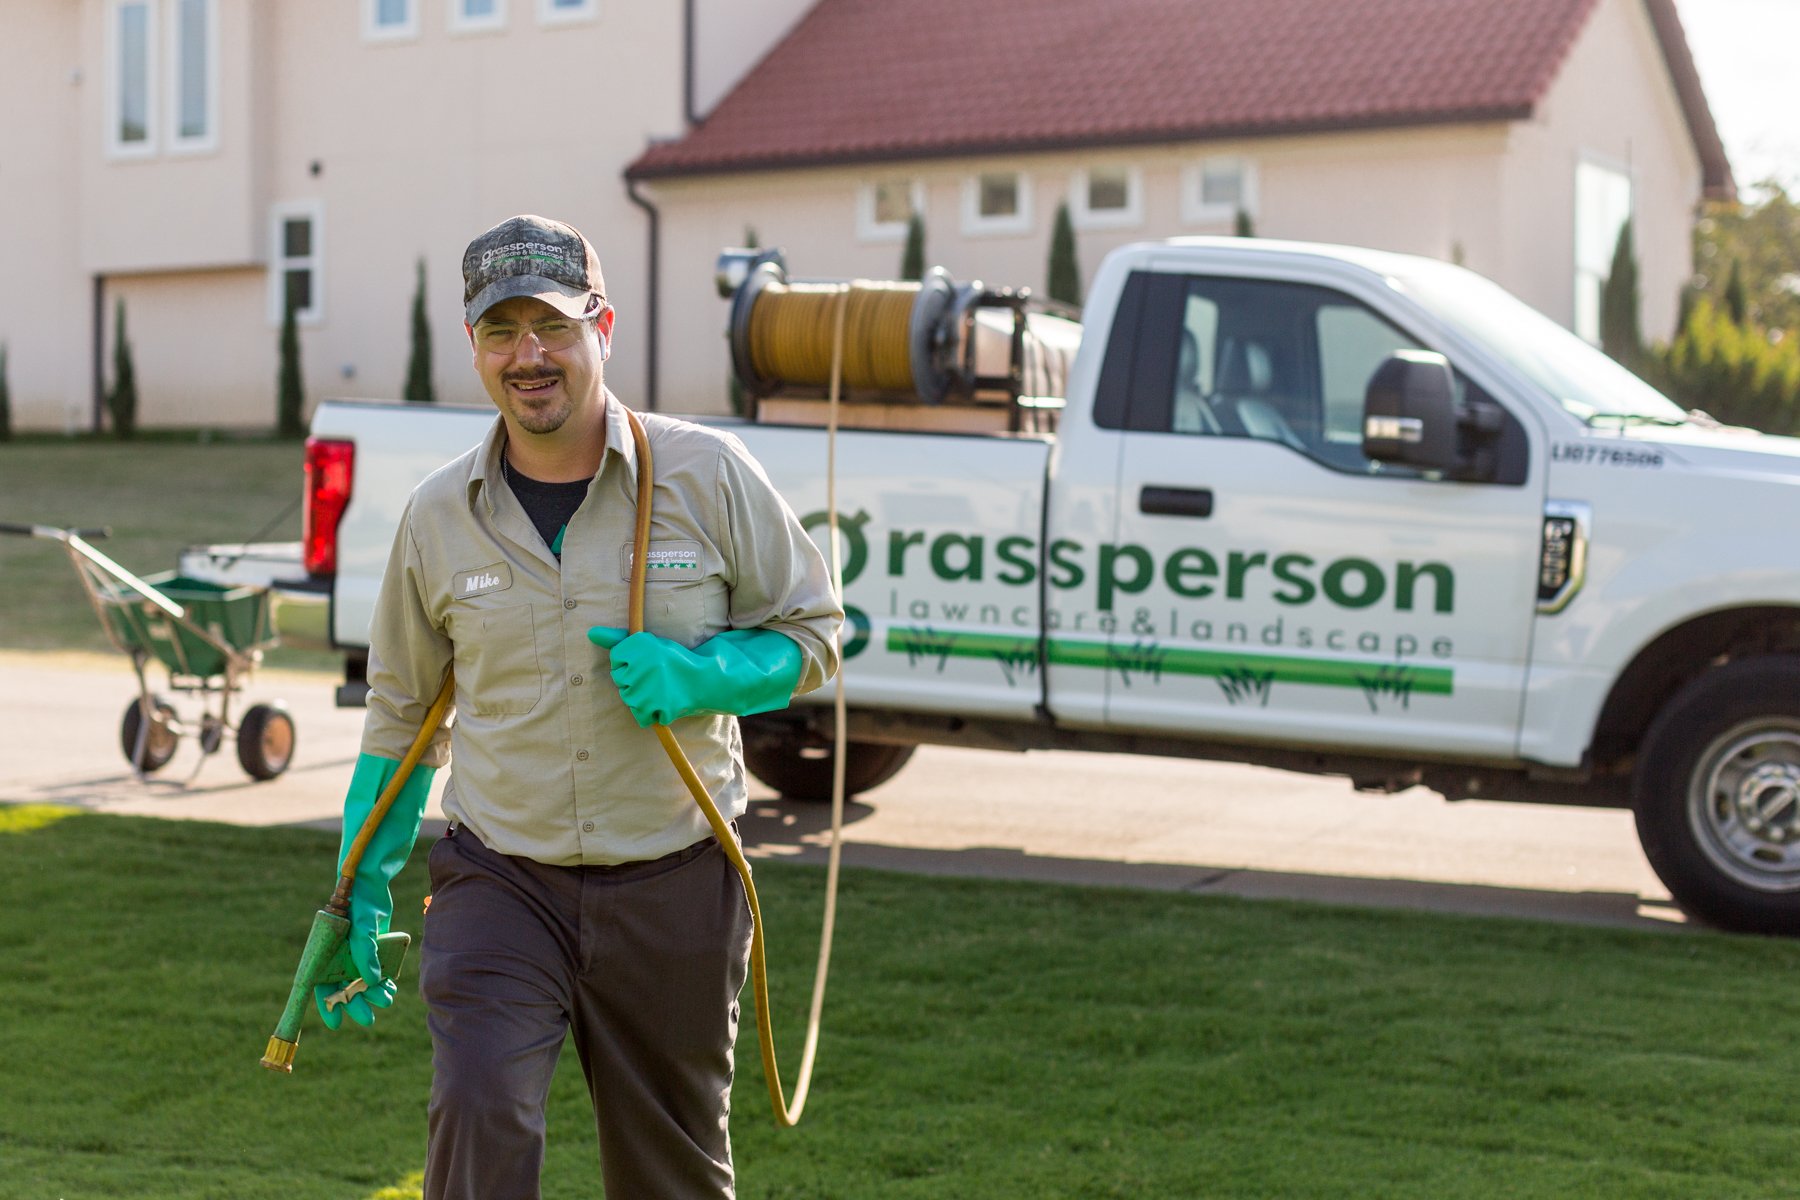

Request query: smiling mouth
[{"left": 507, "top": 375, "right": 561, "bottom": 395}]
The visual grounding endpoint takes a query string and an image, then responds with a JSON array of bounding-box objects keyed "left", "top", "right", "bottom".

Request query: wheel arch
[{"left": 1589, "top": 605, "right": 1800, "bottom": 774}]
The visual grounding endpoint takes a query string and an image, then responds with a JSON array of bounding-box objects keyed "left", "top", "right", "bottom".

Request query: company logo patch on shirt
[
  {"left": 454, "top": 562, "right": 513, "bottom": 599},
  {"left": 619, "top": 540, "right": 705, "bottom": 581}
]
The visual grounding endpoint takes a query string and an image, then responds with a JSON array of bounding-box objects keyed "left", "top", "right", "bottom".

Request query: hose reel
[{"left": 715, "top": 249, "right": 1073, "bottom": 414}]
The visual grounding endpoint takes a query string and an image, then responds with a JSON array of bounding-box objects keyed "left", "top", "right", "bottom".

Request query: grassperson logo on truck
[{"left": 802, "top": 509, "right": 1458, "bottom": 710}]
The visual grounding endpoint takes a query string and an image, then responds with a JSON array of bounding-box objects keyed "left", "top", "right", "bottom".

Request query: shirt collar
[{"left": 465, "top": 391, "right": 639, "bottom": 516}]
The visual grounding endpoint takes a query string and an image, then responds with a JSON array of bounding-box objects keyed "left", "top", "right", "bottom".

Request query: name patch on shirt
[
  {"left": 454, "top": 562, "right": 513, "bottom": 599},
  {"left": 620, "top": 540, "right": 704, "bottom": 581}
]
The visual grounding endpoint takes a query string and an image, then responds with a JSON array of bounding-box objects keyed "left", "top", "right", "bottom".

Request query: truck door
[{"left": 1096, "top": 270, "right": 1543, "bottom": 759}]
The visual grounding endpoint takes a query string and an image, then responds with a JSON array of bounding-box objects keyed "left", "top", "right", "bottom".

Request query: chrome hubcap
[{"left": 1691, "top": 723, "right": 1800, "bottom": 891}]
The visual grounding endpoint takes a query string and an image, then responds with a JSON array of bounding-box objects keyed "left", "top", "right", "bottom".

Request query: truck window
[
  {"left": 1316, "top": 302, "right": 1421, "bottom": 451},
  {"left": 1103, "top": 271, "right": 1526, "bottom": 484}
]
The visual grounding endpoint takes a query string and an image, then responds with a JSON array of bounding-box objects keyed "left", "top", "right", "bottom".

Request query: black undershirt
[{"left": 503, "top": 460, "right": 590, "bottom": 559}]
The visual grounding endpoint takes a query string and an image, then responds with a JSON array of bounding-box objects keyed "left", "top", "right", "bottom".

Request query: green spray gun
[{"left": 259, "top": 670, "right": 456, "bottom": 1073}]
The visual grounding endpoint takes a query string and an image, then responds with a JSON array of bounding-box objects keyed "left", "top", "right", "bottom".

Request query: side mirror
[{"left": 1362, "top": 350, "right": 1457, "bottom": 471}]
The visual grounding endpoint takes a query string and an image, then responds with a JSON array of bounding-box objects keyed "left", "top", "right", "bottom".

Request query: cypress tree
[
  {"left": 1047, "top": 201, "right": 1081, "bottom": 307},
  {"left": 0, "top": 343, "right": 11, "bottom": 442},
  {"left": 277, "top": 287, "right": 305, "bottom": 438},
  {"left": 901, "top": 212, "right": 925, "bottom": 281},
  {"left": 404, "top": 258, "right": 435, "bottom": 403},
  {"left": 107, "top": 298, "right": 138, "bottom": 439},
  {"left": 1599, "top": 219, "right": 1643, "bottom": 369},
  {"left": 1724, "top": 258, "right": 1749, "bottom": 326}
]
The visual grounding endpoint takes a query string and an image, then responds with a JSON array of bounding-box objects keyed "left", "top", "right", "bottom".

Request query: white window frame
[
  {"left": 856, "top": 178, "right": 925, "bottom": 242},
  {"left": 106, "top": 0, "right": 159, "bottom": 160},
  {"left": 166, "top": 0, "right": 218, "bottom": 153},
  {"left": 538, "top": 0, "right": 597, "bottom": 24},
  {"left": 961, "top": 170, "right": 1033, "bottom": 237},
  {"left": 450, "top": 0, "right": 507, "bottom": 34},
  {"left": 1573, "top": 154, "right": 1634, "bottom": 345},
  {"left": 364, "top": 0, "right": 420, "bottom": 41},
  {"left": 1069, "top": 165, "right": 1143, "bottom": 230},
  {"left": 1182, "top": 156, "right": 1258, "bottom": 225},
  {"left": 268, "top": 201, "right": 325, "bottom": 326}
]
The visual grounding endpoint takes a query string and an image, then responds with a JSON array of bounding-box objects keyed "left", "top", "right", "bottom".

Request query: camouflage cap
[{"left": 462, "top": 214, "right": 606, "bottom": 325}]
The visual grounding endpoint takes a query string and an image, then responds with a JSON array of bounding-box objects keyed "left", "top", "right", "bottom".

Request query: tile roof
[{"left": 628, "top": 0, "right": 1730, "bottom": 196}]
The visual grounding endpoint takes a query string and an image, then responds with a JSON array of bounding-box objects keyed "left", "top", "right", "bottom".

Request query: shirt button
[
  {"left": 576, "top": 749, "right": 589, "bottom": 761},
  {"left": 564, "top": 599, "right": 577, "bottom": 610},
  {"left": 582, "top": 821, "right": 595, "bottom": 833},
  {"left": 571, "top": 674, "right": 583, "bottom": 686}
]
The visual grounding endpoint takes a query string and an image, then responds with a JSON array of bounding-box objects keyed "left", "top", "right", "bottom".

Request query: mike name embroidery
[{"left": 465, "top": 572, "right": 502, "bottom": 592}]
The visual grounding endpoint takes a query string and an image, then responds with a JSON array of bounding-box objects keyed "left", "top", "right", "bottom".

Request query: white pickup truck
[{"left": 227, "top": 237, "right": 1800, "bottom": 934}]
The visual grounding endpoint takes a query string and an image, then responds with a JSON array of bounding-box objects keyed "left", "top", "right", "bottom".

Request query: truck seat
[{"left": 1214, "top": 339, "right": 1307, "bottom": 451}]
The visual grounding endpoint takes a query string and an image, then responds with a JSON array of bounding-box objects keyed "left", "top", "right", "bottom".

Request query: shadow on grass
[{"left": 717, "top": 795, "right": 1687, "bottom": 934}]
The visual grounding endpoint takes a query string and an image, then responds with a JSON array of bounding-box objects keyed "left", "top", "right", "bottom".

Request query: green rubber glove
[
  {"left": 586, "top": 626, "right": 803, "bottom": 728},
  {"left": 313, "top": 751, "right": 437, "bottom": 1029}
]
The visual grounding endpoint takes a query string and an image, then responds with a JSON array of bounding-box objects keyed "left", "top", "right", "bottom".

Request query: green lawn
[
  {"left": 5, "top": 804, "right": 1799, "bottom": 1199},
  {"left": 0, "top": 435, "right": 333, "bottom": 670}
]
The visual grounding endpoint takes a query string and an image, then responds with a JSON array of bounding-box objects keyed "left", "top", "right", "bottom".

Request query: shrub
[
  {"left": 1599, "top": 219, "right": 1644, "bottom": 371},
  {"left": 901, "top": 212, "right": 925, "bottom": 282},
  {"left": 1651, "top": 297, "right": 1800, "bottom": 434},
  {"left": 277, "top": 288, "right": 305, "bottom": 438},
  {"left": 1047, "top": 201, "right": 1081, "bottom": 307},
  {"left": 404, "top": 258, "right": 435, "bottom": 404},
  {"left": 0, "top": 342, "right": 11, "bottom": 442},
  {"left": 106, "top": 299, "right": 138, "bottom": 439}
]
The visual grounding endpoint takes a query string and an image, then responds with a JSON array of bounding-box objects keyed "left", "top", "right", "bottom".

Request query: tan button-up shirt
[{"left": 360, "top": 396, "right": 842, "bottom": 866}]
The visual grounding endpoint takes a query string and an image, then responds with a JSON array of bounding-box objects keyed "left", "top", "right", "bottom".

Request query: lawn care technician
[{"left": 318, "top": 213, "right": 842, "bottom": 1199}]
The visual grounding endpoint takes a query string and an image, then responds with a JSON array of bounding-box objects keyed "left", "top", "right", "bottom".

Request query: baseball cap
[{"left": 462, "top": 214, "right": 607, "bottom": 325}]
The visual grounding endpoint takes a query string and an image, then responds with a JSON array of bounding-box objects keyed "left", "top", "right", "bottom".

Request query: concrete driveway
[{"left": 0, "top": 649, "right": 1680, "bottom": 931}]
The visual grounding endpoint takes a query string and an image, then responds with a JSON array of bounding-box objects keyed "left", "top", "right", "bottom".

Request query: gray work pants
[{"left": 419, "top": 825, "right": 753, "bottom": 1200}]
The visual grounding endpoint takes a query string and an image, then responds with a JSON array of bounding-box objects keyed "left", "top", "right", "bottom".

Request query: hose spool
[{"left": 723, "top": 255, "right": 961, "bottom": 404}]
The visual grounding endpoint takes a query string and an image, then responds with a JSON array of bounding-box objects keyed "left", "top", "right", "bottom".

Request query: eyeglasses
[{"left": 473, "top": 315, "right": 592, "bottom": 355}]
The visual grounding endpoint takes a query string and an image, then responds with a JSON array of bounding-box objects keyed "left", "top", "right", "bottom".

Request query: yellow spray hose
[
  {"left": 621, "top": 291, "right": 850, "bottom": 1127},
  {"left": 748, "top": 279, "right": 917, "bottom": 393}
]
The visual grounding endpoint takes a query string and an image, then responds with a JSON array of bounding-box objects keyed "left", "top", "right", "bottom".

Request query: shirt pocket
[
  {"left": 450, "top": 602, "right": 542, "bottom": 715},
  {"left": 643, "top": 576, "right": 728, "bottom": 647}
]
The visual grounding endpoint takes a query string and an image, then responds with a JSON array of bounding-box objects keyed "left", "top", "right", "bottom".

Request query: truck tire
[
  {"left": 743, "top": 738, "right": 917, "bottom": 802},
  {"left": 1634, "top": 655, "right": 1800, "bottom": 934}
]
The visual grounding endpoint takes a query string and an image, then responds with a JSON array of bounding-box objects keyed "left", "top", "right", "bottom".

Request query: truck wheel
[
  {"left": 237, "top": 703, "right": 297, "bottom": 781},
  {"left": 120, "top": 697, "right": 179, "bottom": 773},
  {"left": 743, "top": 738, "right": 917, "bottom": 802},
  {"left": 1634, "top": 655, "right": 1800, "bottom": 934}
]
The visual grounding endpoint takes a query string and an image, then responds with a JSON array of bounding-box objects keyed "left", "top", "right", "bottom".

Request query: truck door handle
[{"left": 1139, "top": 486, "right": 1213, "bottom": 518}]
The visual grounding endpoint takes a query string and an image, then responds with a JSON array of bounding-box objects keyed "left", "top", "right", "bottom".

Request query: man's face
[{"left": 469, "top": 296, "right": 615, "bottom": 437}]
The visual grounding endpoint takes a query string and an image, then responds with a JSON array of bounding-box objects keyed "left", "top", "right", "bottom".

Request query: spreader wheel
[
  {"left": 120, "top": 696, "right": 180, "bottom": 773},
  {"left": 237, "top": 703, "right": 297, "bottom": 781}
]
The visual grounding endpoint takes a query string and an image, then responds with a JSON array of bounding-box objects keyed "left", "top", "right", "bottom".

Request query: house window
[
  {"left": 170, "top": 0, "right": 216, "bottom": 150},
  {"left": 962, "top": 171, "right": 1032, "bottom": 235},
  {"left": 857, "top": 179, "right": 923, "bottom": 241},
  {"left": 539, "top": 0, "right": 596, "bottom": 22},
  {"left": 270, "top": 203, "right": 324, "bottom": 324},
  {"left": 110, "top": 0, "right": 156, "bottom": 155},
  {"left": 1573, "top": 159, "right": 1633, "bottom": 344},
  {"left": 1182, "top": 156, "right": 1257, "bottom": 225},
  {"left": 451, "top": 0, "right": 507, "bottom": 33},
  {"left": 1070, "top": 166, "right": 1142, "bottom": 230},
  {"left": 365, "top": 0, "right": 418, "bottom": 39}
]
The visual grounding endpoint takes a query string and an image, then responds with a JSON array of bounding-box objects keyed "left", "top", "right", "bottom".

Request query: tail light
[{"left": 303, "top": 438, "right": 355, "bottom": 576}]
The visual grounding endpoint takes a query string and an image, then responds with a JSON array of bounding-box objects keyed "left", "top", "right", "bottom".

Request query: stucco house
[
  {"left": 629, "top": 0, "right": 1733, "bottom": 411},
  {"left": 0, "top": 0, "right": 1728, "bottom": 431},
  {"left": 1, "top": 0, "right": 815, "bottom": 432}
]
